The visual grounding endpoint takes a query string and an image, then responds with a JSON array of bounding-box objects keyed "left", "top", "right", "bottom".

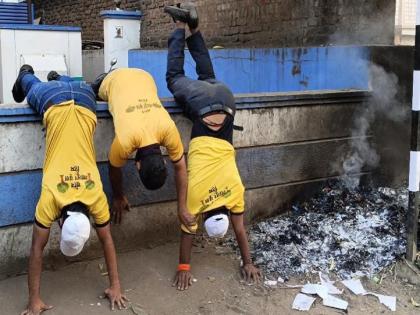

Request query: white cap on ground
[
  {"left": 204, "top": 213, "right": 229, "bottom": 238},
  {"left": 60, "top": 211, "right": 91, "bottom": 257}
]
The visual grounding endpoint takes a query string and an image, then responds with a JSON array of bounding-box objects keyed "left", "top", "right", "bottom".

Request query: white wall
[
  {"left": 82, "top": 50, "right": 104, "bottom": 83},
  {"left": 103, "top": 18, "right": 140, "bottom": 71},
  {"left": 0, "top": 28, "right": 82, "bottom": 105}
]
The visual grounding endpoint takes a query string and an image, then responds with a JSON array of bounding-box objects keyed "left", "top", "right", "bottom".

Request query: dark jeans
[
  {"left": 20, "top": 73, "right": 96, "bottom": 115},
  {"left": 166, "top": 29, "right": 235, "bottom": 143}
]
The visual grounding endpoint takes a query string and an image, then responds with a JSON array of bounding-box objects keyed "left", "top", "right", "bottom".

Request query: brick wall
[{"left": 33, "top": 0, "right": 395, "bottom": 48}]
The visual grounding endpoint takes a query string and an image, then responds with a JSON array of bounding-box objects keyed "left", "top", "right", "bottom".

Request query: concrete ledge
[
  {"left": 0, "top": 24, "right": 81, "bottom": 32},
  {"left": 100, "top": 10, "right": 142, "bottom": 20},
  {"left": 0, "top": 90, "right": 370, "bottom": 123}
]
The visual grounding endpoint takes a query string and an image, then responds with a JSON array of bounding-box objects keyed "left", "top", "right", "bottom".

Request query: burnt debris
[{"left": 229, "top": 182, "right": 407, "bottom": 279}]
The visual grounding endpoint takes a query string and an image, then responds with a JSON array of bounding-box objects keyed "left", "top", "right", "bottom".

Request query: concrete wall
[
  {"left": 0, "top": 90, "right": 371, "bottom": 277},
  {"left": 33, "top": 0, "right": 395, "bottom": 48},
  {"left": 82, "top": 49, "right": 104, "bottom": 83}
]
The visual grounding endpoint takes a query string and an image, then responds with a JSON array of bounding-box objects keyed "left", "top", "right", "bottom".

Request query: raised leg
[{"left": 186, "top": 30, "right": 216, "bottom": 81}]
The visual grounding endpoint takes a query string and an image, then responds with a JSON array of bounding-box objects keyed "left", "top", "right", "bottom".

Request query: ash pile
[{"left": 236, "top": 183, "right": 407, "bottom": 279}]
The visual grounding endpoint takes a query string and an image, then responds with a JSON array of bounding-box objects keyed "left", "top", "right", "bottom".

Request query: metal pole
[
  {"left": 27, "top": 0, "right": 33, "bottom": 24},
  {"left": 407, "top": 0, "right": 420, "bottom": 262}
]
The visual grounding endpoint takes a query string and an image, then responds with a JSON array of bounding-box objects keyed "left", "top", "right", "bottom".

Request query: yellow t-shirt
[
  {"left": 98, "top": 68, "right": 184, "bottom": 167},
  {"left": 35, "top": 101, "right": 110, "bottom": 228},
  {"left": 182, "top": 136, "right": 245, "bottom": 233}
]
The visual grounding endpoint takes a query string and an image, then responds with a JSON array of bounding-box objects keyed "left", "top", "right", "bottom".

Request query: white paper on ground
[
  {"left": 292, "top": 293, "right": 316, "bottom": 311},
  {"left": 318, "top": 272, "right": 332, "bottom": 283},
  {"left": 301, "top": 284, "right": 328, "bottom": 298},
  {"left": 341, "top": 279, "right": 367, "bottom": 295},
  {"left": 322, "top": 294, "right": 349, "bottom": 310},
  {"left": 301, "top": 283, "right": 348, "bottom": 311},
  {"left": 367, "top": 293, "right": 397, "bottom": 312},
  {"left": 264, "top": 280, "right": 277, "bottom": 286},
  {"left": 319, "top": 272, "right": 343, "bottom": 295}
]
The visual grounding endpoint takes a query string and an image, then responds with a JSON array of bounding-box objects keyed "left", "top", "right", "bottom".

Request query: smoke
[
  {"left": 341, "top": 63, "right": 408, "bottom": 189},
  {"left": 326, "top": 1, "right": 395, "bottom": 47},
  {"left": 342, "top": 110, "right": 379, "bottom": 189},
  {"left": 326, "top": 1, "right": 409, "bottom": 188}
]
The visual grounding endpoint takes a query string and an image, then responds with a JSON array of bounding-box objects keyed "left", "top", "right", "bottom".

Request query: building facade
[{"left": 33, "top": 0, "right": 396, "bottom": 48}]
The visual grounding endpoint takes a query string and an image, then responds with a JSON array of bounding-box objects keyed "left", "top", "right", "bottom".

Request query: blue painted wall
[
  {"left": 128, "top": 46, "right": 370, "bottom": 98},
  {"left": 0, "top": 146, "right": 261, "bottom": 226},
  {"left": 0, "top": 137, "right": 366, "bottom": 227},
  {"left": 0, "top": 172, "right": 43, "bottom": 226}
]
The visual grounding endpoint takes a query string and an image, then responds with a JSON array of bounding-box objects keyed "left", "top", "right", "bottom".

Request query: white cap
[
  {"left": 204, "top": 213, "right": 229, "bottom": 238},
  {"left": 60, "top": 211, "right": 91, "bottom": 257}
]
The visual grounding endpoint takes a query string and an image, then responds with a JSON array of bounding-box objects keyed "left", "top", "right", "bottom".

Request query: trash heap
[{"left": 231, "top": 182, "right": 408, "bottom": 279}]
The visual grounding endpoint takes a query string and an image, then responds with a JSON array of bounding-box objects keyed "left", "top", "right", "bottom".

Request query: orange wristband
[{"left": 177, "top": 264, "right": 191, "bottom": 272}]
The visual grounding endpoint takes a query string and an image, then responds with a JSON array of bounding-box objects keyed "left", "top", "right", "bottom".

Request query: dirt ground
[{"left": 0, "top": 239, "right": 419, "bottom": 315}]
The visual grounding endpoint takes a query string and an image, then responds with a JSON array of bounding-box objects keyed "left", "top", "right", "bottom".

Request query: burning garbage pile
[{"left": 231, "top": 182, "right": 408, "bottom": 279}]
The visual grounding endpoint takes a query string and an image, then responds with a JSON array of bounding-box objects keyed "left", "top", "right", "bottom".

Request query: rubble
[{"left": 229, "top": 182, "right": 408, "bottom": 279}]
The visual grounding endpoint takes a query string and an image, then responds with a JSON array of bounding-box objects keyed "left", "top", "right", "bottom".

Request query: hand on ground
[
  {"left": 105, "top": 286, "right": 129, "bottom": 310},
  {"left": 21, "top": 298, "right": 53, "bottom": 315},
  {"left": 241, "top": 263, "right": 262, "bottom": 284},
  {"left": 173, "top": 270, "right": 193, "bottom": 291}
]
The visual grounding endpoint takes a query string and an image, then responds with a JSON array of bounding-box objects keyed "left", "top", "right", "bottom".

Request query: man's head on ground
[
  {"left": 203, "top": 208, "right": 230, "bottom": 238},
  {"left": 59, "top": 202, "right": 91, "bottom": 257},
  {"left": 135, "top": 144, "right": 167, "bottom": 190}
]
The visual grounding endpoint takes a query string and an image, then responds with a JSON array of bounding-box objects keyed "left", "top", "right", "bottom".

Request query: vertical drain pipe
[{"left": 407, "top": 0, "right": 420, "bottom": 262}]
